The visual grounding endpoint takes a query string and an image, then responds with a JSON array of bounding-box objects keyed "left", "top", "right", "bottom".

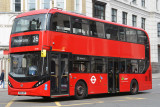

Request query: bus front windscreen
[
  {"left": 11, "top": 14, "right": 47, "bottom": 34},
  {"left": 10, "top": 53, "right": 48, "bottom": 78}
]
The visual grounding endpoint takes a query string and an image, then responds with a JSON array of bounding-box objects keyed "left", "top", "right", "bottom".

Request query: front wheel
[
  {"left": 75, "top": 81, "right": 87, "bottom": 99},
  {"left": 130, "top": 80, "right": 138, "bottom": 95}
]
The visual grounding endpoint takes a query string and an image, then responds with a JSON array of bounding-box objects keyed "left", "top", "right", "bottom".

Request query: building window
[
  {"left": 57, "top": 0, "right": 65, "bottom": 9},
  {"left": 122, "top": 12, "right": 127, "bottom": 25},
  {"left": 41, "top": 0, "right": 50, "bottom": 9},
  {"left": 157, "top": 0, "right": 159, "bottom": 10},
  {"left": 112, "top": 8, "right": 117, "bottom": 22},
  {"left": 157, "top": 23, "right": 160, "bottom": 37},
  {"left": 141, "top": 0, "right": 145, "bottom": 7},
  {"left": 132, "top": 15, "right": 137, "bottom": 27},
  {"left": 93, "top": 0, "right": 106, "bottom": 20},
  {"left": 13, "top": 0, "right": 21, "bottom": 12},
  {"left": 75, "top": 0, "right": 82, "bottom": 13},
  {"left": 28, "top": 0, "right": 36, "bottom": 11},
  {"left": 141, "top": 18, "right": 145, "bottom": 29},
  {"left": 132, "top": 0, "right": 136, "bottom": 4}
]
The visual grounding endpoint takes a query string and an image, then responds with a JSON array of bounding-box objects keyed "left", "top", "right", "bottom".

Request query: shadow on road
[{"left": 13, "top": 91, "right": 150, "bottom": 103}]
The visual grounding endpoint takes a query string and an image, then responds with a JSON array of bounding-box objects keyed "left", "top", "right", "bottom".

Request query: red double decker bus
[{"left": 8, "top": 9, "right": 152, "bottom": 99}]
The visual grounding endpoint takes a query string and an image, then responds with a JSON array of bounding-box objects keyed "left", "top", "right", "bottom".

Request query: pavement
[
  {"left": 152, "top": 72, "right": 160, "bottom": 79},
  {"left": 0, "top": 73, "right": 159, "bottom": 92}
]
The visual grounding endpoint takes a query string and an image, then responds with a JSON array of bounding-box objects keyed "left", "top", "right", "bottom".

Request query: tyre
[
  {"left": 42, "top": 96, "right": 51, "bottom": 100},
  {"left": 130, "top": 80, "right": 138, "bottom": 95},
  {"left": 75, "top": 81, "right": 87, "bottom": 99}
]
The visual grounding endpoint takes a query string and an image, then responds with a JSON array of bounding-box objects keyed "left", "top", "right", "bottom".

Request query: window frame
[
  {"left": 74, "top": 0, "right": 82, "bottom": 13},
  {"left": 28, "top": 0, "right": 36, "bottom": 11},
  {"left": 141, "top": 0, "right": 145, "bottom": 7},
  {"left": 111, "top": 8, "right": 117, "bottom": 22},
  {"left": 122, "top": 12, "right": 127, "bottom": 25},
  {"left": 92, "top": 0, "right": 106, "bottom": 20},
  {"left": 12, "top": 0, "right": 22, "bottom": 12},
  {"left": 141, "top": 17, "right": 145, "bottom": 30},
  {"left": 41, "top": 0, "right": 51, "bottom": 9},
  {"left": 158, "top": 23, "right": 160, "bottom": 37},
  {"left": 132, "top": 0, "right": 137, "bottom": 4},
  {"left": 132, "top": 15, "right": 137, "bottom": 27}
]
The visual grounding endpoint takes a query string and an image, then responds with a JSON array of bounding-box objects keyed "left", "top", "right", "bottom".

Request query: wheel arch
[
  {"left": 76, "top": 79, "right": 88, "bottom": 89},
  {"left": 130, "top": 78, "right": 139, "bottom": 94},
  {"left": 131, "top": 78, "right": 139, "bottom": 86}
]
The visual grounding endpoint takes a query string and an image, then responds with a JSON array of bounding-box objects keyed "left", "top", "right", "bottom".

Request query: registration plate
[{"left": 18, "top": 92, "right": 26, "bottom": 95}]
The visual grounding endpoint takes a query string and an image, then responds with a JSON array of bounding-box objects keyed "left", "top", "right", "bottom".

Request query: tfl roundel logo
[{"left": 90, "top": 76, "right": 96, "bottom": 84}]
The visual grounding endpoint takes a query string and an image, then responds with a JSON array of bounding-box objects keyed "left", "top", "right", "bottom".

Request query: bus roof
[{"left": 16, "top": 9, "right": 146, "bottom": 32}]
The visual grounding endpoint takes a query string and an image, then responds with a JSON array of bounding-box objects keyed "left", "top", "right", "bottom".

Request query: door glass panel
[
  {"left": 114, "top": 59, "right": 119, "bottom": 91},
  {"left": 51, "top": 54, "right": 59, "bottom": 94},
  {"left": 108, "top": 58, "right": 113, "bottom": 92},
  {"left": 60, "top": 54, "right": 69, "bottom": 93}
]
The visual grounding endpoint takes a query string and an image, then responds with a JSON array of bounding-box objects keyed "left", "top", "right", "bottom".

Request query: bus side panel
[
  {"left": 119, "top": 74, "right": 143, "bottom": 92},
  {"left": 119, "top": 74, "right": 132, "bottom": 92},
  {"left": 139, "top": 66, "right": 152, "bottom": 91},
  {"left": 119, "top": 68, "right": 152, "bottom": 92},
  {"left": 69, "top": 73, "right": 108, "bottom": 96}
]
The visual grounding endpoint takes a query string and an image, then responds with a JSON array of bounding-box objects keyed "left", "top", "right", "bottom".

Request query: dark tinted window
[
  {"left": 50, "top": 13, "right": 71, "bottom": 33},
  {"left": 119, "top": 59, "right": 126, "bottom": 73},
  {"left": 139, "top": 60, "right": 145, "bottom": 73},
  {"left": 105, "top": 24, "right": 118, "bottom": 40},
  {"left": 126, "top": 60, "right": 138, "bottom": 73},
  {"left": 72, "top": 17, "right": 89, "bottom": 36},
  {"left": 126, "top": 28, "right": 137, "bottom": 43},
  {"left": 126, "top": 60, "right": 132, "bottom": 73},
  {"left": 119, "top": 27, "right": 126, "bottom": 41},
  {"left": 91, "top": 58, "right": 105, "bottom": 73},
  {"left": 131, "top": 60, "right": 138, "bottom": 73},
  {"left": 73, "top": 56, "right": 90, "bottom": 73},
  {"left": 137, "top": 30, "right": 147, "bottom": 44},
  {"left": 93, "top": 1, "right": 106, "bottom": 19},
  {"left": 90, "top": 21, "right": 105, "bottom": 38}
]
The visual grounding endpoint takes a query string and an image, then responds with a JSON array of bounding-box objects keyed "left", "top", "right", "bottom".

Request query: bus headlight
[
  {"left": 8, "top": 80, "right": 13, "bottom": 88},
  {"left": 32, "top": 80, "right": 45, "bottom": 88}
]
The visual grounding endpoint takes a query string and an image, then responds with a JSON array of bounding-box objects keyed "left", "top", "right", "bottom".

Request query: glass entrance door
[
  {"left": 50, "top": 53, "right": 69, "bottom": 95},
  {"left": 108, "top": 58, "right": 119, "bottom": 93}
]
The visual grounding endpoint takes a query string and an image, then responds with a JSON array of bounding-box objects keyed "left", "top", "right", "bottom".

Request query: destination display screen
[{"left": 11, "top": 34, "right": 39, "bottom": 47}]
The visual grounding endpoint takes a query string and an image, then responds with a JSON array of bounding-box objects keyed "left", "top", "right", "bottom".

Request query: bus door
[
  {"left": 50, "top": 53, "right": 70, "bottom": 96},
  {"left": 108, "top": 58, "right": 119, "bottom": 93}
]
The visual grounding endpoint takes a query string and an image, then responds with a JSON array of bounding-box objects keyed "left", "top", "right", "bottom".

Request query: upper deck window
[
  {"left": 90, "top": 21, "right": 105, "bottom": 38},
  {"left": 126, "top": 28, "right": 137, "bottom": 43},
  {"left": 105, "top": 24, "right": 118, "bottom": 40},
  {"left": 137, "top": 30, "right": 147, "bottom": 44},
  {"left": 72, "top": 17, "right": 89, "bottom": 36},
  {"left": 50, "top": 13, "right": 71, "bottom": 33},
  {"left": 11, "top": 14, "right": 47, "bottom": 34}
]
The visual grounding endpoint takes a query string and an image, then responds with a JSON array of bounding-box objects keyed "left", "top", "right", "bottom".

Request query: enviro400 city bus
[{"left": 8, "top": 9, "right": 152, "bottom": 99}]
